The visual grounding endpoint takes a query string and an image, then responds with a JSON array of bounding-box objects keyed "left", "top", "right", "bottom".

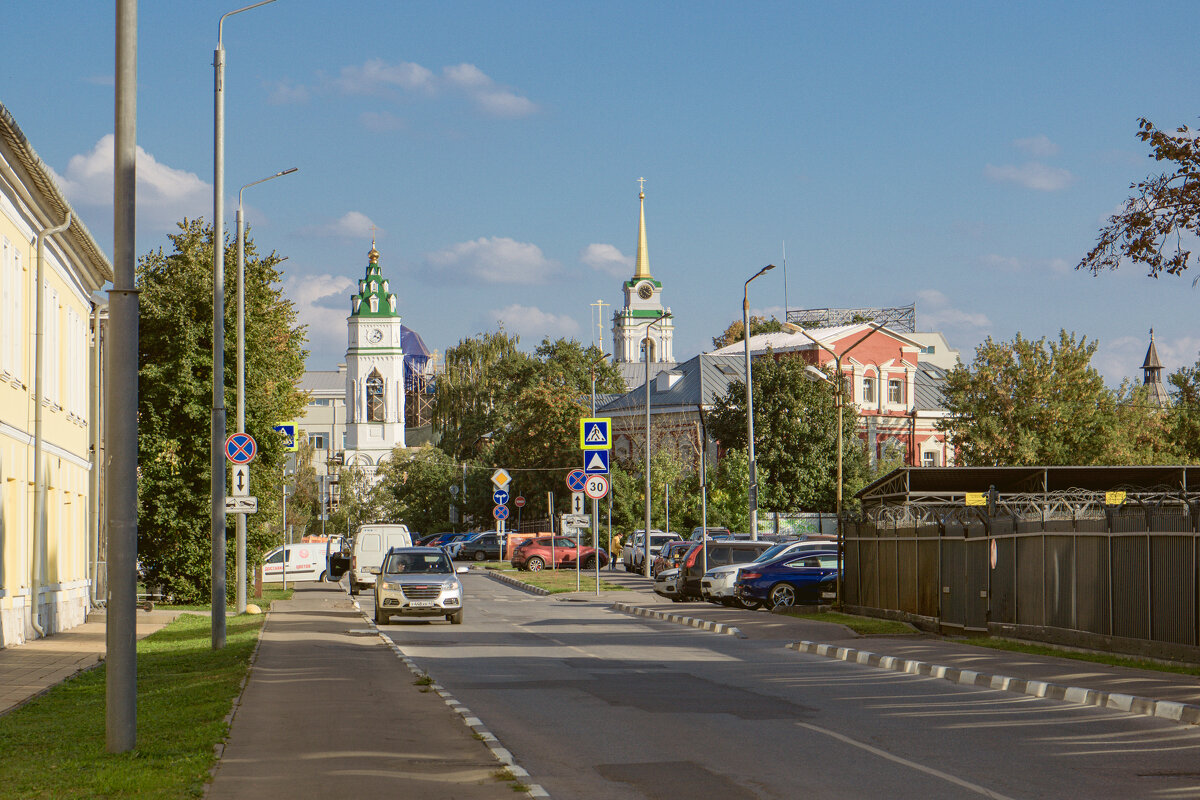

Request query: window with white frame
[
  {"left": 1, "top": 239, "right": 23, "bottom": 379},
  {"left": 46, "top": 286, "right": 60, "bottom": 405},
  {"left": 311, "top": 433, "right": 327, "bottom": 450},
  {"left": 922, "top": 451, "right": 937, "bottom": 468},
  {"left": 861, "top": 376, "right": 875, "bottom": 404},
  {"left": 887, "top": 378, "right": 903, "bottom": 404}
]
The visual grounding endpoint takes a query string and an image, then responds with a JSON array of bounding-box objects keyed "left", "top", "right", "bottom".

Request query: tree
[
  {"left": 708, "top": 353, "right": 867, "bottom": 513},
  {"left": 433, "top": 329, "right": 531, "bottom": 461},
  {"left": 711, "top": 315, "right": 783, "bottom": 349},
  {"left": 371, "top": 447, "right": 463, "bottom": 536},
  {"left": 1080, "top": 118, "right": 1200, "bottom": 278},
  {"left": 137, "top": 219, "right": 307, "bottom": 602},
  {"left": 1166, "top": 359, "right": 1200, "bottom": 462}
]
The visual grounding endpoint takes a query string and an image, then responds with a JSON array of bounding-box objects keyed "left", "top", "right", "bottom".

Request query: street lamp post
[
  {"left": 235, "top": 167, "right": 297, "bottom": 614},
  {"left": 643, "top": 312, "right": 672, "bottom": 577},
  {"left": 212, "top": 0, "right": 277, "bottom": 650},
  {"left": 783, "top": 320, "right": 882, "bottom": 606},
  {"left": 742, "top": 264, "right": 775, "bottom": 540}
]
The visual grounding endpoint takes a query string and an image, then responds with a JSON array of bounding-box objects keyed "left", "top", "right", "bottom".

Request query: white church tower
[
  {"left": 613, "top": 179, "right": 674, "bottom": 368},
  {"left": 344, "top": 241, "right": 406, "bottom": 479}
]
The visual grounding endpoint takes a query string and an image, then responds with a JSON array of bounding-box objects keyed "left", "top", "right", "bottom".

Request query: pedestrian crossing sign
[{"left": 579, "top": 417, "right": 612, "bottom": 450}]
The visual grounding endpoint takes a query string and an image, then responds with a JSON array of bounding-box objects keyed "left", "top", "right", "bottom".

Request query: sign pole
[{"left": 593, "top": 496, "right": 600, "bottom": 595}]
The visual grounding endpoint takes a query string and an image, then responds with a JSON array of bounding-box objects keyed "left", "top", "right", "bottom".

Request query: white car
[
  {"left": 701, "top": 540, "right": 840, "bottom": 609},
  {"left": 373, "top": 547, "right": 468, "bottom": 625},
  {"left": 653, "top": 567, "right": 686, "bottom": 602}
]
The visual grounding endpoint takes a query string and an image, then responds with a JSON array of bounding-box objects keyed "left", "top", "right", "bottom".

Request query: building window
[
  {"left": 369, "top": 295, "right": 379, "bottom": 313},
  {"left": 921, "top": 345, "right": 935, "bottom": 354},
  {"left": 311, "top": 433, "right": 327, "bottom": 450},
  {"left": 888, "top": 378, "right": 903, "bottom": 404},
  {"left": 862, "top": 376, "right": 875, "bottom": 404},
  {"left": 922, "top": 451, "right": 937, "bottom": 468},
  {"left": 366, "top": 370, "right": 384, "bottom": 422}
]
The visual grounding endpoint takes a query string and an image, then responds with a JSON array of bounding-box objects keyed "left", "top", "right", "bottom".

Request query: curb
[
  {"left": 483, "top": 569, "right": 552, "bottom": 596},
  {"left": 786, "top": 640, "right": 1200, "bottom": 727},
  {"left": 610, "top": 602, "right": 747, "bottom": 638},
  {"left": 205, "top": 606, "right": 271, "bottom": 793},
  {"left": 352, "top": 599, "right": 550, "bottom": 798}
]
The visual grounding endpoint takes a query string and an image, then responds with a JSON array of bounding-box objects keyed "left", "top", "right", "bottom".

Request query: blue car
[{"left": 735, "top": 550, "right": 839, "bottom": 608}]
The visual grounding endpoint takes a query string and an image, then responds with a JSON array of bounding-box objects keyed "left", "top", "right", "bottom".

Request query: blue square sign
[{"left": 584, "top": 450, "right": 610, "bottom": 475}]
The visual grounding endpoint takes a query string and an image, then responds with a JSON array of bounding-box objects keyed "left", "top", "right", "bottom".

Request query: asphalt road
[{"left": 374, "top": 574, "right": 1200, "bottom": 799}]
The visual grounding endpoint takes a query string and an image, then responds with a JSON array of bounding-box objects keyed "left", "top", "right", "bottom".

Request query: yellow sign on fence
[
  {"left": 964, "top": 492, "right": 986, "bottom": 507},
  {"left": 1105, "top": 490, "right": 1127, "bottom": 506}
]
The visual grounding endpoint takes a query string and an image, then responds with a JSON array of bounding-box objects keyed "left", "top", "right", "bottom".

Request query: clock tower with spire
[
  {"left": 344, "top": 240, "right": 406, "bottom": 478},
  {"left": 613, "top": 179, "right": 674, "bottom": 365}
]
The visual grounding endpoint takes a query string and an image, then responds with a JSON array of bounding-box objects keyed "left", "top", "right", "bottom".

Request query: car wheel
[
  {"left": 670, "top": 596, "right": 686, "bottom": 603},
  {"left": 349, "top": 582, "right": 359, "bottom": 596},
  {"left": 582, "top": 555, "right": 596, "bottom": 569},
  {"left": 319, "top": 571, "right": 327, "bottom": 582},
  {"left": 527, "top": 556, "right": 545, "bottom": 572},
  {"left": 769, "top": 583, "right": 797, "bottom": 608},
  {"left": 720, "top": 597, "right": 735, "bottom": 607},
  {"left": 375, "top": 607, "right": 388, "bottom": 625},
  {"left": 448, "top": 609, "right": 464, "bottom": 624},
  {"left": 474, "top": 550, "right": 486, "bottom": 562},
  {"left": 738, "top": 596, "right": 762, "bottom": 611}
]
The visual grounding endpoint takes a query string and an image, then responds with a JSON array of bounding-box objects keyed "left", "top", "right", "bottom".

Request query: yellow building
[{"left": 0, "top": 103, "right": 111, "bottom": 646}]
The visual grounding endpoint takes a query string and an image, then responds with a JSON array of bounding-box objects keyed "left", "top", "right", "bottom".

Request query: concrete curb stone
[
  {"left": 610, "top": 602, "right": 747, "bottom": 638},
  {"left": 483, "top": 569, "right": 551, "bottom": 596}
]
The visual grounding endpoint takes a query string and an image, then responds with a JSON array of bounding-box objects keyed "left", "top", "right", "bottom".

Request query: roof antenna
[{"left": 782, "top": 240, "right": 789, "bottom": 325}]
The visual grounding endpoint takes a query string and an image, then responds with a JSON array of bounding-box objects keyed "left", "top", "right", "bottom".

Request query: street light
[
  {"left": 212, "top": 0, "right": 277, "bottom": 650},
  {"left": 783, "top": 319, "right": 883, "bottom": 607},
  {"left": 743, "top": 264, "right": 775, "bottom": 540},
  {"left": 643, "top": 312, "right": 672, "bottom": 577},
  {"left": 234, "top": 167, "right": 297, "bottom": 614}
]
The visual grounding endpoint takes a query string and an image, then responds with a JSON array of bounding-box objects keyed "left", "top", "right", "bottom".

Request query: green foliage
[
  {"left": 137, "top": 219, "right": 307, "bottom": 603},
  {"left": 711, "top": 315, "right": 783, "bottom": 349},
  {"left": 1166, "top": 359, "right": 1200, "bottom": 462},
  {"left": 371, "top": 447, "right": 463, "bottom": 536},
  {"left": 1080, "top": 118, "right": 1200, "bottom": 278},
  {"left": 432, "top": 329, "right": 530, "bottom": 461},
  {"left": 938, "top": 330, "right": 1176, "bottom": 466},
  {"left": 708, "top": 354, "right": 867, "bottom": 513}
]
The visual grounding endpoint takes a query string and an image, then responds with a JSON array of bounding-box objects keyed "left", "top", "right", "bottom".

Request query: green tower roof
[{"left": 351, "top": 242, "right": 401, "bottom": 318}]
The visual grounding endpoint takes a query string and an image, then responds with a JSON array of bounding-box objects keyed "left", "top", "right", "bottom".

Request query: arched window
[
  {"left": 641, "top": 336, "right": 657, "bottom": 363},
  {"left": 369, "top": 295, "right": 379, "bottom": 313},
  {"left": 366, "top": 370, "right": 384, "bottom": 422}
]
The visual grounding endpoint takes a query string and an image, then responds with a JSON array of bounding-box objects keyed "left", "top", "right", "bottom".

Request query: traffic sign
[
  {"left": 492, "top": 468, "right": 512, "bottom": 489},
  {"left": 572, "top": 492, "right": 586, "bottom": 514},
  {"left": 493, "top": 504, "right": 510, "bottom": 521},
  {"left": 225, "top": 433, "right": 257, "bottom": 464},
  {"left": 584, "top": 474, "right": 609, "bottom": 500},
  {"left": 566, "top": 469, "right": 587, "bottom": 493},
  {"left": 584, "top": 450, "right": 609, "bottom": 475},
  {"left": 224, "top": 496, "right": 258, "bottom": 514},
  {"left": 232, "top": 464, "right": 250, "bottom": 497},
  {"left": 493, "top": 488, "right": 510, "bottom": 505},
  {"left": 272, "top": 424, "right": 297, "bottom": 452},
  {"left": 514, "top": 496, "right": 526, "bottom": 508},
  {"left": 561, "top": 513, "right": 590, "bottom": 528},
  {"left": 579, "top": 418, "right": 612, "bottom": 450}
]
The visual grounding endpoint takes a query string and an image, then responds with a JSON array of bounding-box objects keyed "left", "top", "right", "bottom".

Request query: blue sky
[{"left": 4, "top": 1, "right": 1199, "bottom": 384}]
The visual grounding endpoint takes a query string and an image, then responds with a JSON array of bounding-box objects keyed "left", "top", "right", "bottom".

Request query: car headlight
[{"left": 442, "top": 580, "right": 459, "bottom": 590}]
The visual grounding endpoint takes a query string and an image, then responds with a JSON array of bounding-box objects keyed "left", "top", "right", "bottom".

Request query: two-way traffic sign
[{"left": 232, "top": 464, "right": 250, "bottom": 497}]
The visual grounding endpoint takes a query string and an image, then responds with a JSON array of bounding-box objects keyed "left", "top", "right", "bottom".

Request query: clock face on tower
[
  {"left": 636, "top": 282, "right": 654, "bottom": 300},
  {"left": 365, "top": 328, "right": 383, "bottom": 344}
]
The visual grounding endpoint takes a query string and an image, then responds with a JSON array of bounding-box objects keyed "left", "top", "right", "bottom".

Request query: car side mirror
[
  {"left": 456, "top": 566, "right": 469, "bottom": 574},
  {"left": 368, "top": 567, "right": 380, "bottom": 575}
]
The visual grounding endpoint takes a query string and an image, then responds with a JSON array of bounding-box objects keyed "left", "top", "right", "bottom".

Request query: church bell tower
[{"left": 612, "top": 178, "right": 673, "bottom": 364}]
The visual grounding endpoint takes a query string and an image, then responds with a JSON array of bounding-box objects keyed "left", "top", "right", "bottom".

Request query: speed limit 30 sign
[{"left": 583, "top": 474, "right": 609, "bottom": 500}]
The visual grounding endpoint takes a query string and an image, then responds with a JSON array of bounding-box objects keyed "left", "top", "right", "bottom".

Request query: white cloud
[
  {"left": 580, "top": 243, "right": 633, "bottom": 277},
  {"left": 52, "top": 134, "right": 210, "bottom": 230},
  {"left": 917, "top": 289, "right": 990, "bottom": 331},
  {"left": 284, "top": 273, "right": 355, "bottom": 345},
  {"left": 266, "top": 79, "right": 310, "bottom": 105},
  {"left": 360, "top": 111, "right": 406, "bottom": 132},
  {"left": 984, "top": 162, "right": 1074, "bottom": 192},
  {"left": 426, "top": 237, "right": 558, "bottom": 283},
  {"left": 1013, "top": 134, "right": 1059, "bottom": 158},
  {"left": 487, "top": 304, "right": 580, "bottom": 340},
  {"left": 298, "top": 211, "right": 378, "bottom": 239},
  {"left": 331, "top": 59, "right": 435, "bottom": 96},
  {"left": 1090, "top": 333, "right": 1200, "bottom": 385}
]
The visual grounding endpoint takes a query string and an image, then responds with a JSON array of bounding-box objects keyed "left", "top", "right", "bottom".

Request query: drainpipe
[
  {"left": 32, "top": 212, "right": 72, "bottom": 636},
  {"left": 89, "top": 300, "right": 107, "bottom": 607}
]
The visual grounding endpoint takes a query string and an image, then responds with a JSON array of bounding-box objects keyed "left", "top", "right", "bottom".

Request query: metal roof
[
  {"left": 708, "top": 324, "right": 924, "bottom": 358},
  {"left": 914, "top": 361, "right": 948, "bottom": 411},
  {"left": 299, "top": 370, "right": 344, "bottom": 395},
  {"left": 858, "top": 465, "right": 1200, "bottom": 501},
  {"left": 600, "top": 353, "right": 744, "bottom": 413}
]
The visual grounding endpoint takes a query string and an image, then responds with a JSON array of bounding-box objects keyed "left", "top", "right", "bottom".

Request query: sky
[{"left": 4, "top": 1, "right": 1200, "bottom": 385}]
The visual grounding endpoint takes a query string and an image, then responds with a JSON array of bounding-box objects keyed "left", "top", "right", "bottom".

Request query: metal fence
[{"left": 844, "top": 507, "right": 1200, "bottom": 656}]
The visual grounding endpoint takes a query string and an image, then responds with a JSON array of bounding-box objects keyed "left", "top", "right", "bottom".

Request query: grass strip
[
  {"left": 0, "top": 611, "right": 265, "bottom": 799},
  {"left": 961, "top": 636, "right": 1200, "bottom": 677},
  {"left": 492, "top": 567, "right": 629, "bottom": 593},
  {"left": 775, "top": 609, "right": 916, "bottom": 636},
  {"left": 157, "top": 585, "right": 294, "bottom": 612}
]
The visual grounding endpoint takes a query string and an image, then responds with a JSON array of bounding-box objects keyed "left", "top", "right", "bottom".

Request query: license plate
[{"left": 408, "top": 600, "right": 435, "bottom": 607}]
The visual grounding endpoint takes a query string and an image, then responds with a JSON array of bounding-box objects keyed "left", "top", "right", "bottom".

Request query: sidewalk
[
  {"left": 205, "top": 582, "right": 521, "bottom": 800},
  {"left": 0, "top": 608, "right": 183, "bottom": 715}
]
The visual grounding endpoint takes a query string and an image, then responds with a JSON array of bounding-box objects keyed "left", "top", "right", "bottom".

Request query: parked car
[
  {"left": 512, "top": 536, "right": 609, "bottom": 571},
  {"left": 349, "top": 524, "right": 412, "bottom": 595},
  {"left": 678, "top": 540, "right": 775, "bottom": 600},
  {"left": 261, "top": 543, "right": 327, "bottom": 583},
  {"left": 622, "top": 531, "right": 682, "bottom": 572},
  {"left": 701, "top": 539, "right": 839, "bottom": 608},
  {"left": 735, "top": 550, "right": 839, "bottom": 608},
  {"left": 688, "top": 527, "right": 733, "bottom": 541},
  {"left": 449, "top": 532, "right": 504, "bottom": 562},
  {"left": 372, "top": 546, "right": 468, "bottom": 625},
  {"left": 652, "top": 540, "right": 696, "bottom": 578},
  {"left": 653, "top": 567, "right": 687, "bottom": 602},
  {"left": 417, "top": 532, "right": 454, "bottom": 546}
]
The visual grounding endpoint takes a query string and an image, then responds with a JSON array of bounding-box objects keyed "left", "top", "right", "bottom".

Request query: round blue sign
[
  {"left": 566, "top": 469, "right": 587, "bottom": 493},
  {"left": 493, "top": 489, "right": 510, "bottom": 505},
  {"left": 493, "top": 504, "right": 510, "bottom": 521}
]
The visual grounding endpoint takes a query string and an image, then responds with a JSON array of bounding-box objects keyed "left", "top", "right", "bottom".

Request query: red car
[
  {"left": 511, "top": 536, "right": 610, "bottom": 571},
  {"left": 652, "top": 540, "right": 697, "bottom": 578}
]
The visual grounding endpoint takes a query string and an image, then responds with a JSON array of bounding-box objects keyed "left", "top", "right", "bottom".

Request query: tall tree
[
  {"left": 137, "top": 219, "right": 307, "bottom": 602},
  {"left": 1166, "top": 358, "right": 1200, "bottom": 462},
  {"left": 433, "top": 330, "right": 530, "bottom": 461},
  {"left": 1079, "top": 118, "right": 1200, "bottom": 278},
  {"left": 708, "top": 354, "right": 867, "bottom": 513},
  {"left": 711, "top": 315, "right": 783, "bottom": 349},
  {"left": 371, "top": 447, "right": 463, "bottom": 536}
]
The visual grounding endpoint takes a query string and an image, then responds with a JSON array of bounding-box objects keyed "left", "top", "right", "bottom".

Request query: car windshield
[{"left": 383, "top": 552, "right": 453, "bottom": 575}]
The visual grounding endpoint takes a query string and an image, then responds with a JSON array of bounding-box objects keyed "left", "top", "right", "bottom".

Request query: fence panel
[
  {"left": 990, "top": 533, "right": 1017, "bottom": 625},
  {"left": 859, "top": 525, "right": 880, "bottom": 610},
  {"left": 1151, "top": 534, "right": 1196, "bottom": 646},
  {"left": 917, "top": 525, "right": 940, "bottom": 617},
  {"left": 878, "top": 528, "right": 899, "bottom": 614},
  {"left": 843, "top": 521, "right": 862, "bottom": 606},
  {"left": 941, "top": 522, "right": 967, "bottom": 628},
  {"left": 1015, "top": 534, "right": 1045, "bottom": 627},
  {"left": 1075, "top": 534, "right": 1110, "bottom": 636},
  {"left": 1111, "top": 534, "right": 1150, "bottom": 640},
  {"left": 1044, "top": 535, "right": 1075, "bottom": 630},
  {"left": 895, "top": 526, "right": 918, "bottom": 614}
]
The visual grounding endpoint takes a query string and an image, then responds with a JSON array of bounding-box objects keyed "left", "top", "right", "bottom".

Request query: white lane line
[{"left": 795, "top": 721, "right": 1016, "bottom": 800}]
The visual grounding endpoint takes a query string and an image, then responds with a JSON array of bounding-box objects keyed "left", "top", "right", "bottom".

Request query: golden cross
[{"left": 637, "top": 177, "right": 646, "bottom": 193}]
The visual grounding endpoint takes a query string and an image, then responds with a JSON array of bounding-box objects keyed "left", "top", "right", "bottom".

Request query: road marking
[{"left": 795, "top": 721, "right": 1016, "bottom": 800}]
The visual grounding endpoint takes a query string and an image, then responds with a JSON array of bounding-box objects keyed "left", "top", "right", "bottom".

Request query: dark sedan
[{"left": 735, "top": 551, "right": 839, "bottom": 608}]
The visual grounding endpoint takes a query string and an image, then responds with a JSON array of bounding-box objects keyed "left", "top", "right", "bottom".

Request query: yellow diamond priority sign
[
  {"left": 491, "top": 468, "right": 512, "bottom": 489},
  {"left": 579, "top": 418, "right": 612, "bottom": 450}
]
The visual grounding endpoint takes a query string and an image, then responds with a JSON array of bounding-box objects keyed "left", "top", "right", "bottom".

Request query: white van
[
  {"left": 348, "top": 524, "right": 412, "bottom": 595},
  {"left": 262, "top": 543, "right": 327, "bottom": 583}
]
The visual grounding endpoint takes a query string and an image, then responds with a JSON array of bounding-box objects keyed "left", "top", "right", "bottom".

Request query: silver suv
[
  {"left": 372, "top": 547, "right": 467, "bottom": 625},
  {"left": 622, "top": 530, "right": 681, "bottom": 571}
]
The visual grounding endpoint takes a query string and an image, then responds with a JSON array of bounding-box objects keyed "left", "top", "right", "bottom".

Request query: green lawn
[
  {"left": 962, "top": 636, "right": 1200, "bottom": 677},
  {"left": 488, "top": 566, "right": 630, "bottom": 593},
  {"left": 0, "top": 611, "right": 266, "bottom": 799},
  {"left": 776, "top": 609, "right": 917, "bottom": 636}
]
